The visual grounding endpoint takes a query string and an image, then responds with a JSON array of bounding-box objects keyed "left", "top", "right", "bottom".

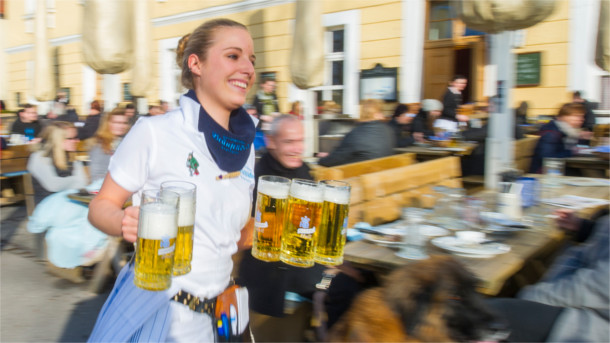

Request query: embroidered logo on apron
[{"left": 186, "top": 152, "right": 199, "bottom": 176}]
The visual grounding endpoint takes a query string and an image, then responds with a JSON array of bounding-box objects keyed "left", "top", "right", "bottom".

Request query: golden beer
[
  {"left": 280, "top": 179, "right": 323, "bottom": 268},
  {"left": 252, "top": 176, "right": 290, "bottom": 261},
  {"left": 134, "top": 200, "right": 179, "bottom": 291},
  {"left": 161, "top": 181, "right": 196, "bottom": 276},
  {"left": 315, "top": 180, "right": 351, "bottom": 265},
  {"left": 173, "top": 224, "right": 194, "bottom": 274}
]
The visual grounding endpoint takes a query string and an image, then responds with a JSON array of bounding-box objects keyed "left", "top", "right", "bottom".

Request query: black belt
[{"left": 172, "top": 290, "right": 216, "bottom": 315}]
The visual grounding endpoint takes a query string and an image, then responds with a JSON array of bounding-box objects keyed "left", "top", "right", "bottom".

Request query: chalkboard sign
[
  {"left": 360, "top": 63, "right": 398, "bottom": 102},
  {"left": 516, "top": 52, "right": 541, "bottom": 87}
]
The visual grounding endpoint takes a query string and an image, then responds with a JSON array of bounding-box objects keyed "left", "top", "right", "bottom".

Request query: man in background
[
  {"left": 441, "top": 75, "right": 470, "bottom": 123},
  {"left": 237, "top": 115, "right": 324, "bottom": 340}
]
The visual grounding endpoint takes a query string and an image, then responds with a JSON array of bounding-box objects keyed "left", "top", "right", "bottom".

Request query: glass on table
[
  {"left": 542, "top": 158, "right": 564, "bottom": 194},
  {"left": 396, "top": 207, "right": 429, "bottom": 260}
]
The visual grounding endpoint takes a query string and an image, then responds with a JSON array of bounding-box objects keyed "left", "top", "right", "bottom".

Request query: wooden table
[
  {"left": 394, "top": 142, "right": 477, "bottom": 161},
  {"left": 564, "top": 154, "right": 609, "bottom": 178},
  {"left": 1, "top": 144, "right": 35, "bottom": 214},
  {"left": 343, "top": 177, "right": 609, "bottom": 296}
]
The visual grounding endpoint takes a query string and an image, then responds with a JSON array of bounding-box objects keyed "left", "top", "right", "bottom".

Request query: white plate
[
  {"left": 363, "top": 233, "right": 403, "bottom": 247},
  {"left": 431, "top": 236, "right": 511, "bottom": 258},
  {"left": 363, "top": 224, "right": 448, "bottom": 246},
  {"left": 480, "top": 212, "right": 525, "bottom": 227},
  {"left": 419, "top": 224, "right": 450, "bottom": 237},
  {"left": 429, "top": 147, "right": 466, "bottom": 152}
]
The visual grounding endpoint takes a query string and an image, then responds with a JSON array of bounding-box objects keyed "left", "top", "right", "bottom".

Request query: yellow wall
[
  {"left": 3, "top": 0, "right": 579, "bottom": 119},
  {"left": 512, "top": 0, "right": 571, "bottom": 118}
]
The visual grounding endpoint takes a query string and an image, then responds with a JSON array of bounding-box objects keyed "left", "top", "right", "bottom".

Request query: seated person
[
  {"left": 45, "top": 93, "right": 79, "bottom": 124},
  {"left": 388, "top": 103, "right": 416, "bottom": 148},
  {"left": 237, "top": 115, "right": 325, "bottom": 319},
  {"left": 26, "top": 121, "right": 107, "bottom": 272},
  {"left": 411, "top": 99, "right": 443, "bottom": 143},
  {"left": 77, "top": 100, "right": 103, "bottom": 140},
  {"left": 529, "top": 103, "right": 593, "bottom": 173},
  {"left": 88, "top": 107, "right": 130, "bottom": 182},
  {"left": 489, "top": 209, "right": 609, "bottom": 342},
  {"left": 318, "top": 99, "right": 395, "bottom": 167},
  {"left": 11, "top": 104, "right": 42, "bottom": 142}
]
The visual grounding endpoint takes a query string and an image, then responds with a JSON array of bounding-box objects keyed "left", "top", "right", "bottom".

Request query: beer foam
[
  {"left": 258, "top": 179, "right": 290, "bottom": 199},
  {"left": 177, "top": 195, "right": 196, "bottom": 226},
  {"left": 139, "top": 202, "right": 178, "bottom": 239},
  {"left": 290, "top": 182, "right": 323, "bottom": 203},
  {"left": 324, "top": 187, "right": 350, "bottom": 204}
]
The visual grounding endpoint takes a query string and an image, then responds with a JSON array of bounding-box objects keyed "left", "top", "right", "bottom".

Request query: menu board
[{"left": 516, "top": 52, "right": 541, "bottom": 87}]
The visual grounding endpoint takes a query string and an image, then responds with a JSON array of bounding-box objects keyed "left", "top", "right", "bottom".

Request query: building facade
[{"left": 2, "top": 0, "right": 608, "bottom": 119}]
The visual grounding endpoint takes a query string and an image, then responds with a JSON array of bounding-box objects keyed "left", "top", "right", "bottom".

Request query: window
[
  {"left": 428, "top": 1, "right": 453, "bottom": 40},
  {"left": 316, "top": 27, "right": 345, "bottom": 111},
  {"left": 123, "top": 83, "right": 132, "bottom": 101}
]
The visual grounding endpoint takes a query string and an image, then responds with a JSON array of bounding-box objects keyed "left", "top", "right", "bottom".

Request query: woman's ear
[{"left": 188, "top": 54, "right": 202, "bottom": 77}]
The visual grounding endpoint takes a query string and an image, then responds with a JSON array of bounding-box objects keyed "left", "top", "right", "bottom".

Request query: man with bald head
[{"left": 238, "top": 114, "right": 325, "bottom": 324}]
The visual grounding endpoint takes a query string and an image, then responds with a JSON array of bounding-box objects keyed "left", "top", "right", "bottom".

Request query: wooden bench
[
  {"left": 312, "top": 156, "right": 462, "bottom": 227},
  {"left": 514, "top": 136, "right": 540, "bottom": 174},
  {"left": 462, "top": 136, "right": 541, "bottom": 190},
  {"left": 311, "top": 153, "right": 416, "bottom": 181}
]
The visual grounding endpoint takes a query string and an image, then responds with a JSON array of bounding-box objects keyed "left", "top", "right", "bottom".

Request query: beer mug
[
  {"left": 315, "top": 180, "right": 351, "bottom": 266},
  {"left": 252, "top": 175, "right": 291, "bottom": 261},
  {"left": 161, "top": 181, "right": 196, "bottom": 276},
  {"left": 280, "top": 179, "right": 323, "bottom": 268},
  {"left": 134, "top": 189, "right": 179, "bottom": 291}
]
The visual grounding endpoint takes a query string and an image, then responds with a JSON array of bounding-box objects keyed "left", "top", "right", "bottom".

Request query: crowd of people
[{"left": 4, "top": 93, "right": 172, "bottom": 278}]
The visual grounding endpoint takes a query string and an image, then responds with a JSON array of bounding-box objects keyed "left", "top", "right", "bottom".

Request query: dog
[{"left": 327, "top": 256, "right": 509, "bottom": 342}]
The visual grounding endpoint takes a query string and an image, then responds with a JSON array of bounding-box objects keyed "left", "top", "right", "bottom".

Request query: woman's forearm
[
  {"left": 88, "top": 196, "right": 125, "bottom": 237},
  {"left": 87, "top": 174, "right": 135, "bottom": 239}
]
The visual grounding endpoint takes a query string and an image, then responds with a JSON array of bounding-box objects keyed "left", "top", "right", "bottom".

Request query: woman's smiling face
[{"left": 195, "top": 26, "right": 256, "bottom": 113}]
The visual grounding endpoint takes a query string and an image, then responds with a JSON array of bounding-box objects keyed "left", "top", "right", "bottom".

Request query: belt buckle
[{"left": 188, "top": 296, "right": 201, "bottom": 311}]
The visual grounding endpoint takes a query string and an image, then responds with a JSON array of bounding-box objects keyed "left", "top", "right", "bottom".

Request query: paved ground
[{"left": 1, "top": 204, "right": 111, "bottom": 343}]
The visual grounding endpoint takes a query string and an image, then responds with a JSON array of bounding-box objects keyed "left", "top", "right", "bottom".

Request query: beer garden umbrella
[
  {"left": 595, "top": 0, "right": 609, "bottom": 72},
  {"left": 289, "top": 0, "right": 325, "bottom": 157},
  {"left": 130, "top": 0, "right": 153, "bottom": 97},
  {"left": 34, "top": 0, "right": 55, "bottom": 101},
  {"left": 82, "top": 0, "right": 133, "bottom": 75}
]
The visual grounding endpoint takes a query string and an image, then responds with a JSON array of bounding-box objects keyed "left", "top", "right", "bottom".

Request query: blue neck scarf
[{"left": 186, "top": 90, "right": 254, "bottom": 172}]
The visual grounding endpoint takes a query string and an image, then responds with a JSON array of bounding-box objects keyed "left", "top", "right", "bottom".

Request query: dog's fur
[{"left": 328, "top": 256, "right": 506, "bottom": 342}]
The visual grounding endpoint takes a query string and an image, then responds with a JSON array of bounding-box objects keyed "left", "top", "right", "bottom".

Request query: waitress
[{"left": 87, "top": 18, "right": 257, "bottom": 342}]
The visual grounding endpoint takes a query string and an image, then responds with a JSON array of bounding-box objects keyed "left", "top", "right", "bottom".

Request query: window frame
[{"left": 310, "top": 10, "right": 360, "bottom": 117}]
